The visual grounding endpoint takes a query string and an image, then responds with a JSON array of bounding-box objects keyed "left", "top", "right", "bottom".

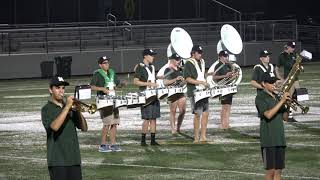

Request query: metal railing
[{"left": 0, "top": 19, "right": 299, "bottom": 55}]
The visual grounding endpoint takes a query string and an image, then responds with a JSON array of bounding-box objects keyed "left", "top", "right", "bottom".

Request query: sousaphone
[
  {"left": 207, "top": 24, "right": 243, "bottom": 88},
  {"left": 157, "top": 27, "right": 193, "bottom": 79}
]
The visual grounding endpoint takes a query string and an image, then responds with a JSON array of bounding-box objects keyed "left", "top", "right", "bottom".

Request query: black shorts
[
  {"left": 190, "top": 96, "right": 209, "bottom": 115},
  {"left": 261, "top": 147, "right": 286, "bottom": 170},
  {"left": 48, "top": 165, "right": 82, "bottom": 180},
  {"left": 141, "top": 100, "right": 160, "bottom": 120},
  {"left": 220, "top": 94, "right": 233, "bottom": 105}
]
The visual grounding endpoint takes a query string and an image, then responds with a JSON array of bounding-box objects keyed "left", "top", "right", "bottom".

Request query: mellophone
[{"left": 96, "top": 84, "right": 238, "bottom": 110}]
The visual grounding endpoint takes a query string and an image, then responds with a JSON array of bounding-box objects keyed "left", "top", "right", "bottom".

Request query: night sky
[{"left": 0, "top": 0, "right": 318, "bottom": 25}]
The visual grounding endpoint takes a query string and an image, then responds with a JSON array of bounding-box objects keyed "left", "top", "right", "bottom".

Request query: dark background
[{"left": 0, "top": 0, "right": 318, "bottom": 25}]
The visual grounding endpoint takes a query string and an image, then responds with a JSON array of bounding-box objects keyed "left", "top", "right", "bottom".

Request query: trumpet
[
  {"left": 274, "top": 90, "right": 309, "bottom": 114},
  {"left": 73, "top": 99, "right": 97, "bottom": 114}
]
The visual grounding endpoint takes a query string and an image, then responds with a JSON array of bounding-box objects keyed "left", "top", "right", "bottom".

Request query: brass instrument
[
  {"left": 73, "top": 99, "right": 97, "bottom": 114},
  {"left": 277, "top": 55, "right": 309, "bottom": 114},
  {"left": 216, "top": 62, "right": 242, "bottom": 86}
]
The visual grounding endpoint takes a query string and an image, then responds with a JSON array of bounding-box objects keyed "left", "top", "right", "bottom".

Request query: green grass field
[{"left": 0, "top": 62, "right": 319, "bottom": 180}]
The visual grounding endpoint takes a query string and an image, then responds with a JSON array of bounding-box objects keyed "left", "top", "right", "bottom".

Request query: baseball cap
[
  {"left": 142, "top": 49, "right": 157, "bottom": 56},
  {"left": 191, "top": 45, "right": 203, "bottom": 54},
  {"left": 169, "top": 53, "right": 181, "bottom": 60},
  {"left": 259, "top": 50, "right": 272, "bottom": 57},
  {"left": 262, "top": 73, "right": 279, "bottom": 84},
  {"left": 49, "top": 76, "right": 70, "bottom": 87},
  {"left": 218, "top": 50, "right": 229, "bottom": 57},
  {"left": 286, "top": 41, "right": 296, "bottom": 48},
  {"left": 98, "top": 56, "right": 110, "bottom": 64}
]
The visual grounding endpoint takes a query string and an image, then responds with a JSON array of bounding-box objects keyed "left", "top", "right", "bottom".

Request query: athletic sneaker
[
  {"left": 98, "top": 144, "right": 112, "bottom": 152},
  {"left": 110, "top": 144, "right": 122, "bottom": 152}
]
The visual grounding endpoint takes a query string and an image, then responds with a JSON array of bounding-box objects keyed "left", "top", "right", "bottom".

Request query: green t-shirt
[
  {"left": 251, "top": 63, "right": 277, "bottom": 92},
  {"left": 134, "top": 63, "right": 154, "bottom": 91},
  {"left": 214, "top": 61, "right": 232, "bottom": 82},
  {"left": 41, "top": 101, "right": 82, "bottom": 167},
  {"left": 164, "top": 67, "right": 184, "bottom": 101},
  {"left": 90, "top": 68, "right": 119, "bottom": 96},
  {"left": 183, "top": 60, "right": 202, "bottom": 97},
  {"left": 277, "top": 51, "right": 298, "bottom": 80},
  {"left": 255, "top": 90, "right": 287, "bottom": 147},
  {"left": 164, "top": 67, "right": 182, "bottom": 80}
]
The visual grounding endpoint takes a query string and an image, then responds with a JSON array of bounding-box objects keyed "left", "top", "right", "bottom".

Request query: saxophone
[{"left": 278, "top": 55, "right": 309, "bottom": 114}]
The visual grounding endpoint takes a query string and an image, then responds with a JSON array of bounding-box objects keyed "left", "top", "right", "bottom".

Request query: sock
[
  {"left": 141, "top": 133, "right": 146, "bottom": 143},
  {"left": 151, "top": 133, "right": 156, "bottom": 143}
]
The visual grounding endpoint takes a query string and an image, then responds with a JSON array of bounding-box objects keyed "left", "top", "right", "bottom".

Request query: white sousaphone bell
[
  {"left": 157, "top": 27, "right": 193, "bottom": 99},
  {"left": 207, "top": 24, "right": 243, "bottom": 93}
]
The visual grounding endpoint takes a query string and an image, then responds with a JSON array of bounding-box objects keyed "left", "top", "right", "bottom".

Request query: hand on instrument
[
  {"left": 176, "top": 76, "right": 184, "bottom": 81},
  {"left": 226, "top": 72, "right": 233, "bottom": 77},
  {"left": 280, "top": 92, "right": 291, "bottom": 103},
  {"left": 148, "top": 82, "right": 158, "bottom": 88},
  {"left": 65, "top": 96, "right": 74, "bottom": 110},
  {"left": 200, "top": 81, "right": 209, "bottom": 88},
  {"left": 102, "top": 88, "right": 109, "bottom": 95}
]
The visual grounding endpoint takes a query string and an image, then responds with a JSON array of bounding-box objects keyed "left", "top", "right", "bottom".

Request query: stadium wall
[{"left": 0, "top": 41, "right": 299, "bottom": 79}]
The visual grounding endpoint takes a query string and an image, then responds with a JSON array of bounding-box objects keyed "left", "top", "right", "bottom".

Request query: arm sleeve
[
  {"left": 255, "top": 95, "right": 269, "bottom": 117},
  {"left": 277, "top": 55, "right": 284, "bottom": 67},
  {"left": 90, "top": 72, "right": 98, "bottom": 86},
  {"left": 134, "top": 65, "right": 143, "bottom": 79},
  {"left": 183, "top": 62, "right": 192, "bottom": 79},
  {"left": 251, "top": 67, "right": 259, "bottom": 81},
  {"left": 41, "top": 107, "right": 51, "bottom": 132}
]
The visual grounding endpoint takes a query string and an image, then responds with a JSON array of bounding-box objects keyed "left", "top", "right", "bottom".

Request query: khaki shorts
[{"left": 99, "top": 107, "right": 120, "bottom": 126}]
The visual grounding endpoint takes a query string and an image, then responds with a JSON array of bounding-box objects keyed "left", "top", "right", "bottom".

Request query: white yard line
[{"left": 0, "top": 155, "right": 318, "bottom": 179}]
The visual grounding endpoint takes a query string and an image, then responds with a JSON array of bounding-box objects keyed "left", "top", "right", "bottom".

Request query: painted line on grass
[{"left": 0, "top": 155, "right": 319, "bottom": 179}]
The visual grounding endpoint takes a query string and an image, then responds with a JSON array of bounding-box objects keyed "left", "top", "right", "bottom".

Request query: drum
[
  {"left": 221, "top": 85, "right": 237, "bottom": 97},
  {"left": 114, "top": 96, "right": 127, "bottom": 108},
  {"left": 210, "top": 86, "right": 223, "bottom": 98},
  {"left": 96, "top": 95, "right": 114, "bottom": 110},
  {"left": 194, "top": 89, "right": 211, "bottom": 103},
  {"left": 142, "top": 89, "right": 157, "bottom": 106},
  {"left": 157, "top": 88, "right": 169, "bottom": 100},
  {"left": 168, "top": 86, "right": 184, "bottom": 97},
  {"left": 126, "top": 93, "right": 146, "bottom": 108}
]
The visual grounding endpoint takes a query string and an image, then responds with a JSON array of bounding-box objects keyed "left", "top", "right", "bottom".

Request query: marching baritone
[
  {"left": 255, "top": 73, "right": 289, "bottom": 180},
  {"left": 183, "top": 45, "right": 210, "bottom": 143},
  {"left": 275, "top": 41, "right": 299, "bottom": 122},
  {"left": 134, "top": 49, "right": 161, "bottom": 146},
  {"left": 210, "top": 50, "right": 236, "bottom": 130},
  {"left": 163, "top": 53, "right": 186, "bottom": 135},
  {"left": 90, "top": 56, "right": 123, "bottom": 152},
  {"left": 41, "top": 76, "right": 87, "bottom": 180}
]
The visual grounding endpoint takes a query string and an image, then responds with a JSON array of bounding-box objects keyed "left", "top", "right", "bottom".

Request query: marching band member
[
  {"left": 211, "top": 50, "right": 235, "bottom": 130},
  {"left": 41, "top": 76, "right": 87, "bottom": 180},
  {"left": 183, "top": 45, "right": 209, "bottom": 143},
  {"left": 255, "top": 73, "right": 289, "bottom": 180},
  {"left": 251, "top": 50, "right": 279, "bottom": 118},
  {"left": 251, "top": 50, "right": 278, "bottom": 93},
  {"left": 163, "top": 53, "right": 186, "bottom": 135},
  {"left": 134, "top": 49, "right": 161, "bottom": 146},
  {"left": 90, "top": 56, "right": 123, "bottom": 152},
  {"left": 275, "top": 41, "right": 299, "bottom": 122}
]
